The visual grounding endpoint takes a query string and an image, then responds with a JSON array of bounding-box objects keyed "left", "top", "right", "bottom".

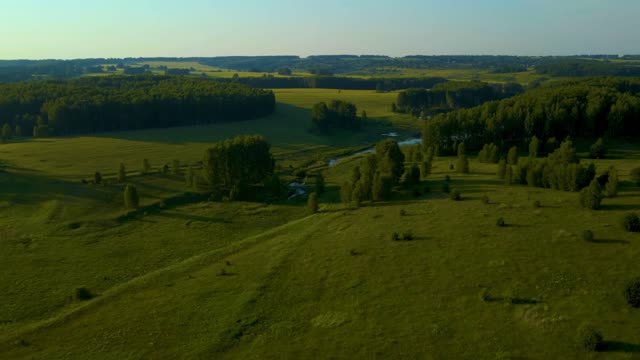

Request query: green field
[{"left": 1, "top": 88, "right": 640, "bottom": 358}]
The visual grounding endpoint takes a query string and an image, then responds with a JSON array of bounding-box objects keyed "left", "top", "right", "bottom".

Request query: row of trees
[
  {"left": 395, "top": 81, "right": 524, "bottom": 117},
  {"left": 311, "top": 100, "right": 363, "bottom": 133},
  {"left": 0, "top": 76, "right": 275, "bottom": 136},
  {"left": 422, "top": 78, "right": 640, "bottom": 155}
]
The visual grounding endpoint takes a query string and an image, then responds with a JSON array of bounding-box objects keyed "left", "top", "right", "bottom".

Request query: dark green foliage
[
  {"left": 497, "top": 159, "right": 507, "bottom": 179},
  {"left": 340, "top": 181, "right": 353, "bottom": 205},
  {"left": 294, "top": 169, "right": 307, "bottom": 180},
  {"left": 307, "top": 192, "right": 319, "bottom": 214},
  {"left": 532, "top": 200, "right": 541, "bottom": 208},
  {"left": 507, "top": 146, "right": 518, "bottom": 165},
  {"left": 0, "top": 76, "right": 275, "bottom": 136},
  {"left": 1, "top": 123, "right": 12, "bottom": 142},
  {"left": 528, "top": 136, "right": 540, "bottom": 158},
  {"left": 441, "top": 182, "right": 450, "bottom": 194},
  {"left": 352, "top": 182, "right": 364, "bottom": 208},
  {"left": 576, "top": 324, "right": 604, "bottom": 352},
  {"left": 421, "top": 78, "right": 640, "bottom": 154},
  {"left": 391, "top": 232, "right": 400, "bottom": 241},
  {"left": 622, "top": 213, "right": 640, "bottom": 232},
  {"left": 75, "top": 287, "right": 94, "bottom": 301},
  {"left": 582, "top": 230, "right": 594, "bottom": 242},
  {"left": 449, "top": 189, "right": 461, "bottom": 201},
  {"left": 481, "top": 195, "right": 490, "bottom": 204},
  {"left": 267, "top": 174, "right": 283, "bottom": 198},
  {"left": 142, "top": 159, "right": 151, "bottom": 175},
  {"left": 399, "top": 209, "right": 406, "bottom": 216},
  {"left": 445, "top": 175, "right": 451, "bottom": 182},
  {"left": 630, "top": 167, "right": 640, "bottom": 186},
  {"left": 350, "top": 166, "right": 362, "bottom": 185},
  {"left": 94, "top": 171, "right": 102, "bottom": 185},
  {"left": 504, "top": 165, "right": 513, "bottom": 186},
  {"left": 311, "top": 100, "right": 359, "bottom": 133},
  {"left": 605, "top": 166, "right": 618, "bottom": 198},
  {"left": 496, "top": 217, "right": 506, "bottom": 227},
  {"left": 118, "top": 163, "right": 126, "bottom": 183},
  {"left": 375, "top": 139, "right": 405, "bottom": 183},
  {"left": 624, "top": 277, "right": 640, "bottom": 308},
  {"left": 402, "top": 231, "right": 414, "bottom": 241},
  {"left": 419, "top": 161, "right": 432, "bottom": 179},
  {"left": 478, "top": 143, "right": 499, "bottom": 163},
  {"left": 124, "top": 185, "right": 139, "bottom": 209},
  {"left": 202, "top": 135, "right": 274, "bottom": 194},
  {"left": 589, "top": 138, "right": 607, "bottom": 159},
  {"left": 161, "top": 164, "right": 169, "bottom": 175},
  {"left": 315, "top": 173, "right": 325, "bottom": 194},
  {"left": 185, "top": 167, "right": 195, "bottom": 189},
  {"left": 171, "top": 160, "right": 181, "bottom": 175},
  {"left": 579, "top": 180, "right": 603, "bottom": 210},
  {"left": 402, "top": 165, "right": 421, "bottom": 186},
  {"left": 456, "top": 153, "right": 470, "bottom": 174},
  {"left": 372, "top": 173, "right": 393, "bottom": 201}
]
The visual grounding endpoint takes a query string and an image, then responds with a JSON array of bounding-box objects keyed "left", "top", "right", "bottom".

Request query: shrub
[
  {"left": 340, "top": 181, "right": 353, "bottom": 204},
  {"left": 172, "top": 159, "right": 181, "bottom": 175},
  {"left": 532, "top": 200, "right": 541, "bottom": 208},
  {"left": 582, "top": 230, "right": 594, "bottom": 242},
  {"left": 94, "top": 171, "right": 102, "bottom": 185},
  {"left": 444, "top": 175, "right": 451, "bottom": 182},
  {"left": 624, "top": 277, "right": 640, "bottom": 308},
  {"left": 449, "top": 188, "right": 461, "bottom": 201},
  {"left": 118, "top": 163, "right": 126, "bottom": 183},
  {"left": 185, "top": 167, "right": 195, "bottom": 189},
  {"left": 124, "top": 184, "right": 140, "bottom": 209},
  {"left": 399, "top": 209, "right": 406, "bottom": 216},
  {"left": 161, "top": 164, "right": 169, "bottom": 175},
  {"left": 576, "top": 324, "right": 604, "bottom": 352},
  {"left": 142, "top": 158, "right": 151, "bottom": 174},
  {"left": 315, "top": 173, "right": 325, "bottom": 194},
  {"left": 441, "top": 182, "right": 450, "bottom": 194},
  {"left": 423, "top": 184, "right": 431, "bottom": 193},
  {"left": 605, "top": 166, "right": 618, "bottom": 198},
  {"left": 391, "top": 232, "right": 400, "bottom": 241},
  {"left": 579, "top": 180, "right": 603, "bottom": 210},
  {"left": 307, "top": 192, "right": 319, "bottom": 214},
  {"left": 504, "top": 165, "right": 513, "bottom": 186},
  {"left": 75, "top": 287, "right": 94, "bottom": 301},
  {"left": 622, "top": 213, "right": 640, "bottom": 232},
  {"left": 496, "top": 217, "right": 506, "bottom": 227},
  {"left": 456, "top": 156, "right": 470, "bottom": 174},
  {"left": 481, "top": 194, "right": 489, "bottom": 204},
  {"left": 589, "top": 138, "right": 606, "bottom": 159},
  {"left": 631, "top": 167, "right": 640, "bottom": 186}
]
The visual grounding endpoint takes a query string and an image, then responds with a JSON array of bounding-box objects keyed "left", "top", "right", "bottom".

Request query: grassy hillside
[{"left": 1, "top": 152, "right": 639, "bottom": 359}]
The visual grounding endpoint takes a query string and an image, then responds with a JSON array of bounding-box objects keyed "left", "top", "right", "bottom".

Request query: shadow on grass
[
  {"left": 154, "top": 211, "right": 232, "bottom": 224},
  {"left": 600, "top": 203, "right": 640, "bottom": 211},
  {"left": 587, "top": 238, "right": 630, "bottom": 245},
  {"left": 601, "top": 341, "right": 640, "bottom": 353}
]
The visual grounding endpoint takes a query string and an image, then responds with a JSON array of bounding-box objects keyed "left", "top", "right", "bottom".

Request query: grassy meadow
[{"left": 1, "top": 87, "right": 639, "bottom": 359}]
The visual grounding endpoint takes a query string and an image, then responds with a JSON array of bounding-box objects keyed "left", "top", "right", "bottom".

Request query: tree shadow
[
  {"left": 153, "top": 211, "right": 232, "bottom": 224},
  {"left": 600, "top": 203, "right": 640, "bottom": 211},
  {"left": 587, "top": 239, "right": 630, "bottom": 245},
  {"left": 601, "top": 341, "right": 640, "bottom": 353}
]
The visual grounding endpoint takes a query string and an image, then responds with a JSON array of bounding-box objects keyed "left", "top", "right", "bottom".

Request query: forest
[
  {"left": 422, "top": 77, "right": 640, "bottom": 154},
  {"left": 0, "top": 76, "right": 275, "bottom": 136}
]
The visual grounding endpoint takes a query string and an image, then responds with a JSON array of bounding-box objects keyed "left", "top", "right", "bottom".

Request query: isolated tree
[
  {"left": 375, "top": 139, "right": 405, "bottom": 183},
  {"left": 589, "top": 138, "right": 606, "bottom": 159},
  {"left": 605, "top": 166, "right": 618, "bottom": 197},
  {"left": 507, "top": 146, "right": 518, "bottom": 165},
  {"left": 528, "top": 136, "right": 540, "bottom": 158},
  {"left": 94, "top": 171, "right": 102, "bottom": 185},
  {"left": 456, "top": 143, "right": 470, "bottom": 174},
  {"left": 340, "top": 181, "right": 353, "bottom": 205},
  {"left": 118, "top": 163, "right": 126, "bottom": 183},
  {"left": 315, "top": 173, "right": 325, "bottom": 195},
  {"left": 580, "top": 179, "right": 603, "bottom": 210},
  {"left": 576, "top": 324, "right": 604, "bottom": 352},
  {"left": 361, "top": 110, "right": 368, "bottom": 122},
  {"left": 124, "top": 184, "right": 140, "bottom": 209},
  {"left": 307, "top": 192, "right": 319, "bottom": 214},
  {"left": 142, "top": 158, "right": 151, "bottom": 175}
]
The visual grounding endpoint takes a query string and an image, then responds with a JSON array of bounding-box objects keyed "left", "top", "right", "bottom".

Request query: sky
[{"left": 0, "top": 0, "right": 638, "bottom": 59}]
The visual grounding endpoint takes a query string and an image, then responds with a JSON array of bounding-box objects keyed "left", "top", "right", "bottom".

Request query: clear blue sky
[{"left": 1, "top": 0, "right": 638, "bottom": 59}]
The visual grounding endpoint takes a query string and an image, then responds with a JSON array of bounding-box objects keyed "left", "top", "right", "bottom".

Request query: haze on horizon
[{"left": 1, "top": 0, "right": 639, "bottom": 60}]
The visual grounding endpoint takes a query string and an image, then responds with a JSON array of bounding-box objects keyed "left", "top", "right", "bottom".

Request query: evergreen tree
[
  {"left": 375, "top": 139, "right": 405, "bottom": 183},
  {"left": 402, "top": 165, "right": 421, "bottom": 186},
  {"left": 456, "top": 143, "right": 470, "bottom": 174},
  {"left": 419, "top": 161, "right": 432, "bottom": 179},
  {"left": 118, "top": 163, "right": 126, "bottom": 183},
  {"left": 14, "top": 125, "right": 21, "bottom": 137},
  {"left": 580, "top": 179, "right": 603, "bottom": 210},
  {"left": 361, "top": 110, "right": 368, "bottom": 122},
  {"left": 307, "top": 192, "right": 319, "bottom": 214},
  {"left": 94, "top": 171, "right": 102, "bottom": 185},
  {"left": 340, "top": 181, "right": 353, "bottom": 205},
  {"left": 507, "top": 146, "right": 519, "bottom": 165},
  {"left": 124, "top": 184, "right": 140, "bottom": 209},
  {"left": 504, "top": 165, "right": 513, "bottom": 185},
  {"left": 589, "top": 138, "right": 607, "bottom": 159},
  {"left": 268, "top": 174, "right": 283, "bottom": 198},
  {"left": 1, "top": 123, "right": 12, "bottom": 142}
]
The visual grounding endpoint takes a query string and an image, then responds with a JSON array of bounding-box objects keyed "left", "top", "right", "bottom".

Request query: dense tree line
[
  {"left": 422, "top": 78, "right": 640, "bottom": 155},
  {"left": 536, "top": 59, "right": 640, "bottom": 77},
  {"left": 0, "top": 76, "right": 275, "bottom": 136},
  {"left": 202, "top": 135, "right": 274, "bottom": 199},
  {"left": 396, "top": 81, "right": 524, "bottom": 117},
  {"left": 221, "top": 75, "right": 447, "bottom": 91},
  {"left": 311, "top": 100, "right": 360, "bottom": 133}
]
